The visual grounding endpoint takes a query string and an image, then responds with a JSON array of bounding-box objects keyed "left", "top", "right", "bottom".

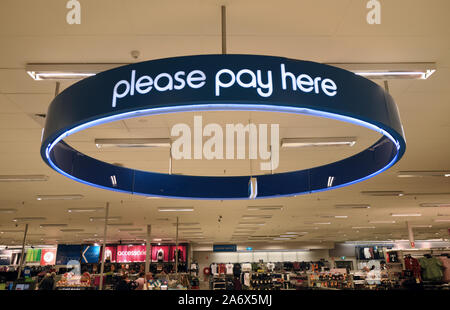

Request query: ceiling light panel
[
  {"left": 335, "top": 204, "right": 371, "bottom": 209},
  {"left": 420, "top": 203, "right": 450, "bottom": 208},
  {"left": 158, "top": 207, "right": 194, "bottom": 212},
  {"left": 397, "top": 171, "right": 450, "bottom": 178},
  {"left": 0, "top": 209, "right": 18, "bottom": 214},
  {"left": 361, "top": 191, "right": 404, "bottom": 197},
  {"left": 0, "top": 175, "right": 48, "bottom": 182},
  {"left": 25, "top": 63, "right": 128, "bottom": 81},
  {"left": 95, "top": 138, "right": 171, "bottom": 148},
  {"left": 326, "top": 62, "right": 436, "bottom": 80},
  {"left": 247, "top": 206, "right": 283, "bottom": 211},
  {"left": 13, "top": 217, "right": 47, "bottom": 222},
  {"left": 36, "top": 194, "right": 83, "bottom": 200},
  {"left": 281, "top": 137, "right": 356, "bottom": 148},
  {"left": 68, "top": 207, "right": 104, "bottom": 213}
]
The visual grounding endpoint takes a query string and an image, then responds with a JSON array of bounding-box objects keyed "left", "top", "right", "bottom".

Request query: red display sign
[
  {"left": 169, "top": 245, "right": 187, "bottom": 262},
  {"left": 40, "top": 249, "right": 56, "bottom": 266},
  {"left": 116, "top": 245, "right": 146, "bottom": 262},
  {"left": 151, "top": 245, "right": 169, "bottom": 262}
]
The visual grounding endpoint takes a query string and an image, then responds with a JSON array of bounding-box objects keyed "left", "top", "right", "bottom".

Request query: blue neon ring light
[{"left": 40, "top": 55, "right": 406, "bottom": 200}]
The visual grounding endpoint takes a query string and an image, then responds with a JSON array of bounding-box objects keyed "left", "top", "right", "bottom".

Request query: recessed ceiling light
[
  {"left": 352, "top": 226, "right": 376, "bottom": 229},
  {"left": 369, "top": 220, "right": 396, "bottom": 224},
  {"left": 397, "top": 171, "right": 450, "bottom": 178},
  {"left": 335, "top": 204, "right": 371, "bottom": 209},
  {"left": 391, "top": 213, "right": 422, "bottom": 217},
  {"left": 281, "top": 137, "right": 356, "bottom": 148},
  {"left": 238, "top": 222, "right": 266, "bottom": 226},
  {"left": 95, "top": 138, "right": 171, "bottom": 148},
  {"left": 13, "top": 217, "right": 47, "bottom": 222},
  {"left": 241, "top": 215, "right": 273, "bottom": 219},
  {"left": 118, "top": 228, "right": 143, "bottom": 232},
  {"left": 68, "top": 207, "right": 104, "bottom": 213},
  {"left": 0, "top": 175, "right": 48, "bottom": 182},
  {"left": 40, "top": 224, "right": 68, "bottom": 228},
  {"left": 89, "top": 216, "right": 121, "bottom": 222},
  {"left": 0, "top": 209, "right": 18, "bottom": 214},
  {"left": 36, "top": 194, "right": 83, "bottom": 201},
  {"left": 420, "top": 203, "right": 450, "bottom": 208},
  {"left": 158, "top": 207, "right": 194, "bottom": 212},
  {"left": 25, "top": 63, "right": 127, "bottom": 81},
  {"left": 327, "top": 62, "right": 436, "bottom": 80},
  {"left": 247, "top": 206, "right": 283, "bottom": 211},
  {"left": 361, "top": 191, "right": 404, "bottom": 197}
]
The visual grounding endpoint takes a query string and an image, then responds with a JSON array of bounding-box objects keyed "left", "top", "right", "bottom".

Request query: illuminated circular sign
[{"left": 40, "top": 55, "right": 406, "bottom": 199}]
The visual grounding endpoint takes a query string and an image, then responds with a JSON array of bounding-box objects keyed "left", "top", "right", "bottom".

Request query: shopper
[
  {"left": 135, "top": 272, "right": 146, "bottom": 290},
  {"left": 38, "top": 273, "right": 55, "bottom": 290},
  {"left": 115, "top": 273, "right": 130, "bottom": 290}
]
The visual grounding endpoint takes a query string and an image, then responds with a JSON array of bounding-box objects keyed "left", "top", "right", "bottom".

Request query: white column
[
  {"left": 145, "top": 225, "right": 151, "bottom": 274},
  {"left": 99, "top": 202, "right": 109, "bottom": 290}
]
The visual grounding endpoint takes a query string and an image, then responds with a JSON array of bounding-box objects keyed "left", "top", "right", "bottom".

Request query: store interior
[{"left": 0, "top": 0, "right": 449, "bottom": 291}]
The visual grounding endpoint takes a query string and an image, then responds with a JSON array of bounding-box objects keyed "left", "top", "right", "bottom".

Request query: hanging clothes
[
  {"left": 404, "top": 256, "right": 421, "bottom": 282},
  {"left": 437, "top": 256, "right": 450, "bottom": 283},
  {"left": 419, "top": 256, "right": 443, "bottom": 282}
]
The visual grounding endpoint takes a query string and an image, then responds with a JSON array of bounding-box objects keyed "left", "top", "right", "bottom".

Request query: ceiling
[{"left": 0, "top": 0, "right": 449, "bottom": 247}]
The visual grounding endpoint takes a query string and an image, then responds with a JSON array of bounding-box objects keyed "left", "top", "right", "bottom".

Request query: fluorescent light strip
[
  {"left": 0, "top": 209, "right": 18, "bottom": 214},
  {"left": 158, "top": 207, "right": 194, "bottom": 212},
  {"left": 0, "top": 175, "right": 48, "bottom": 182},
  {"left": 355, "top": 71, "right": 435, "bottom": 79},
  {"left": 173, "top": 222, "right": 200, "bottom": 226},
  {"left": 313, "top": 222, "right": 331, "bottom": 225},
  {"left": 36, "top": 194, "right": 83, "bottom": 201},
  {"left": 25, "top": 63, "right": 128, "bottom": 81},
  {"left": 60, "top": 229, "right": 84, "bottom": 232},
  {"left": 412, "top": 225, "right": 432, "bottom": 228},
  {"left": 335, "top": 204, "right": 371, "bottom": 209},
  {"left": 95, "top": 138, "right": 171, "bottom": 148},
  {"left": 241, "top": 215, "right": 272, "bottom": 219},
  {"left": 107, "top": 223, "right": 134, "bottom": 226},
  {"left": 90, "top": 216, "right": 121, "bottom": 222},
  {"left": 281, "top": 137, "right": 356, "bottom": 148},
  {"left": 326, "top": 63, "right": 436, "bottom": 80},
  {"left": 13, "top": 217, "right": 47, "bottom": 222},
  {"left": 247, "top": 206, "right": 283, "bottom": 211},
  {"left": 238, "top": 222, "right": 266, "bottom": 226},
  {"left": 352, "top": 226, "right": 376, "bottom": 229},
  {"left": 391, "top": 213, "right": 422, "bottom": 217},
  {"left": 398, "top": 171, "right": 450, "bottom": 178},
  {"left": 369, "top": 220, "right": 396, "bottom": 224},
  {"left": 361, "top": 191, "right": 404, "bottom": 197},
  {"left": 434, "top": 219, "right": 450, "bottom": 222},
  {"left": 279, "top": 235, "right": 297, "bottom": 238},
  {"left": 68, "top": 207, "right": 104, "bottom": 213},
  {"left": 40, "top": 224, "right": 67, "bottom": 227},
  {"left": 420, "top": 203, "right": 450, "bottom": 208}
]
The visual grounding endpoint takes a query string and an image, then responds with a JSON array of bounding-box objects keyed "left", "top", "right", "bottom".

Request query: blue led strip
[{"left": 40, "top": 55, "right": 406, "bottom": 200}]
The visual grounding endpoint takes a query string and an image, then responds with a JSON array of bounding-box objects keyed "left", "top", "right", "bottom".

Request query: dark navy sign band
[{"left": 40, "top": 55, "right": 406, "bottom": 200}]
